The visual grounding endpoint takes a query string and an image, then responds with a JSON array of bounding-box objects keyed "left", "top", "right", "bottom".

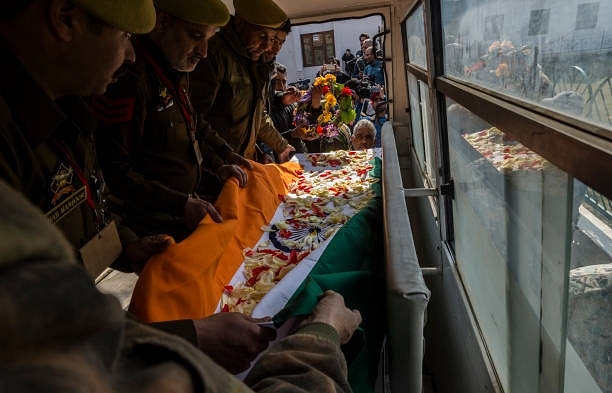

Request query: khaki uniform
[
  {"left": 191, "top": 18, "right": 290, "bottom": 162},
  {"left": 0, "top": 178, "right": 352, "bottom": 393},
  {"left": 92, "top": 36, "right": 223, "bottom": 240}
]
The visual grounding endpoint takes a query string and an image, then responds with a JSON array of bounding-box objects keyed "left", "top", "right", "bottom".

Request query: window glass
[
  {"left": 446, "top": 99, "right": 571, "bottom": 392},
  {"left": 564, "top": 181, "right": 612, "bottom": 393},
  {"left": 409, "top": 74, "right": 425, "bottom": 168},
  {"left": 442, "top": 0, "right": 612, "bottom": 131},
  {"left": 405, "top": 4, "right": 427, "bottom": 69},
  {"left": 419, "top": 81, "right": 437, "bottom": 186}
]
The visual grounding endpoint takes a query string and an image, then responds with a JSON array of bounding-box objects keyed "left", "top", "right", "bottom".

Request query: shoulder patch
[{"left": 91, "top": 95, "right": 136, "bottom": 125}]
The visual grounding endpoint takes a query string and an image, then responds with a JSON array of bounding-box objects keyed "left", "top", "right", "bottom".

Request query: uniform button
[{"left": 170, "top": 121, "right": 174, "bottom": 127}]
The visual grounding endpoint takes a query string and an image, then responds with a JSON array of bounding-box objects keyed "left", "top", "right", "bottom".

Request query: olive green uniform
[
  {"left": 0, "top": 41, "right": 135, "bottom": 278},
  {"left": 93, "top": 36, "right": 227, "bottom": 241},
  {"left": 0, "top": 178, "right": 353, "bottom": 393},
  {"left": 191, "top": 17, "right": 290, "bottom": 162}
]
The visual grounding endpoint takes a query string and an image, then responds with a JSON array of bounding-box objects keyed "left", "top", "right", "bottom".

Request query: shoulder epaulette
[{"left": 91, "top": 95, "right": 136, "bottom": 125}]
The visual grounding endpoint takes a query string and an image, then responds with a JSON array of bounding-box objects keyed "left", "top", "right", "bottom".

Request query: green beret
[
  {"left": 155, "top": 0, "right": 230, "bottom": 27},
  {"left": 72, "top": 0, "right": 156, "bottom": 34},
  {"left": 234, "top": 0, "right": 288, "bottom": 29}
]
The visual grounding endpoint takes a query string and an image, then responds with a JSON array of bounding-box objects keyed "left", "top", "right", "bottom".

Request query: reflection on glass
[
  {"left": 565, "top": 181, "right": 612, "bottom": 393},
  {"left": 447, "top": 99, "right": 571, "bottom": 392},
  {"left": 419, "top": 81, "right": 437, "bottom": 186},
  {"left": 405, "top": 4, "right": 427, "bottom": 69},
  {"left": 409, "top": 74, "right": 425, "bottom": 163},
  {"left": 441, "top": 0, "right": 612, "bottom": 130}
]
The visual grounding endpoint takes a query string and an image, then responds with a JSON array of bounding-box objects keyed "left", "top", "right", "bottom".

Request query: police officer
[
  {"left": 93, "top": 0, "right": 252, "bottom": 243},
  {"left": 0, "top": 0, "right": 167, "bottom": 277},
  {"left": 190, "top": 0, "right": 297, "bottom": 165}
]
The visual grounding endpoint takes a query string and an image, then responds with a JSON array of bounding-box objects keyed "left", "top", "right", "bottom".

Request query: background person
[{"left": 351, "top": 118, "right": 377, "bottom": 150}]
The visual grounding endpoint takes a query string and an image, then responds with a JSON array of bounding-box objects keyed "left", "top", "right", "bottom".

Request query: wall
[{"left": 275, "top": 15, "right": 385, "bottom": 84}]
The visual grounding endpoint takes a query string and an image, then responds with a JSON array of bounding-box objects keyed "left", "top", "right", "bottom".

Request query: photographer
[{"left": 363, "top": 46, "right": 385, "bottom": 86}]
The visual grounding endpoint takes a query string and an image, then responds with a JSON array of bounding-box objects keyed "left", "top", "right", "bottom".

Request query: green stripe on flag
[{"left": 274, "top": 157, "right": 386, "bottom": 393}]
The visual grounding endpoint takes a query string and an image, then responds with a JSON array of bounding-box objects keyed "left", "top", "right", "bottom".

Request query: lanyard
[
  {"left": 135, "top": 39, "right": 195, "bottom": 133},
  {"left": 49, "top": 136, "right": 98, "bottom": 215}
]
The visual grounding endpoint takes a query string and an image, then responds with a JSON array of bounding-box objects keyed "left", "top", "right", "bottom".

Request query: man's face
[
  {"left": 262, "top": 30, "right": 287, "bottom": 63},
  {"left": 352, "top": 126, "right": 375, "bottom": 150},
  {"left": 71, "top": 8, "right": 136, "bottom": 96},
  {"left": 272, "top": 72, "right": 287, "bottom": 92},
  {"left": 364, "top": 48, "right": 374, "bottom": 64},
  {"left": 239, "top": 20, "right": 277, "bottom": 61},
  {"left": 156, "top": 14, "right": 219, "bottom": 72}
]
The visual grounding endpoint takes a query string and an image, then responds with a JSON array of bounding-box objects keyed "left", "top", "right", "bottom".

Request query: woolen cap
[
  {"left": 155, "top": 0, "right": 230, "bottom": 27},
  {"left": 72, "top": 0, "right": 156, "bottom": 34},
  {"left": 233, "top": 0, "right": 288, "bottom": 28}
]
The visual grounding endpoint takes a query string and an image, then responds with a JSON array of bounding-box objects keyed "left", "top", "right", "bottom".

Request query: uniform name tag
[{"left": 80, "top": 220, "right": 122, "bottom": 279}]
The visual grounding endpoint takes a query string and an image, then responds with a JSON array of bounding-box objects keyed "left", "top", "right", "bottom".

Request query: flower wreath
[{"left": 294, "top": 74, "right": 357, "bottom": 143}]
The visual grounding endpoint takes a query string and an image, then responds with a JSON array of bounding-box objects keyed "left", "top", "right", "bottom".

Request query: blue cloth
[{"left": 364, "top": 59, "right": 384, "bottom": 86}]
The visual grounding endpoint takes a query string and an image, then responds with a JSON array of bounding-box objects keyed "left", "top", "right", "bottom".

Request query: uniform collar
[{"left": 0, "top": 39, "right": 67, "bottom": 148}]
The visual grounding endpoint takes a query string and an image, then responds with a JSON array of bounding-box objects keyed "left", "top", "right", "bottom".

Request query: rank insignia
[
  {"left": 91, "top": 95, "right": 136, "bottom": 124},
  {"left": 157, "top": 87, "right": 174, "bottom": 111}
]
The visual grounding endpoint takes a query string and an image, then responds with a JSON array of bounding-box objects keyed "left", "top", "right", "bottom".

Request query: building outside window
[{"left": 300, "top": 31, "right": 335, "bottom": 67}]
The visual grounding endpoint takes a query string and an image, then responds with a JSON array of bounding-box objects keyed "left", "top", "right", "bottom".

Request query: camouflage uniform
[{"left": 190, "top": 17, "right": 290, "bottom": 162}]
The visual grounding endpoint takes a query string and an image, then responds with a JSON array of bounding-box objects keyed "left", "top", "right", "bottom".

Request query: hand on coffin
[
  {"left": 120, "top": 234, "right": 172, "bottom": 274},
  {"left": 277, "top": 145, "right": 296, "bottom": 163},
  {"left": 223, "top": 150, "right": 253, "bottom": 170},
  {"left": 216, "top": 164, "right": 248, "bottom": 187},
  {"left": 300, "top": 290, "right": 362, "bottom": 344},
  {"left": 184, "top": 197, "right": 223, "bottom": 230},
  {"left": 193, "top": 312, "right": 277, "bottom": 374}
]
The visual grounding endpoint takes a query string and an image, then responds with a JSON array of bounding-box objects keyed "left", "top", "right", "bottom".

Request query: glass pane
[
  {"left": 442, "top": 0, "right": 612, "bottom": 132},
  {"left": 564, "top": 181, "right": 612, "bottom": 393},
  {"left": 405, "top": 4, "right": 427, "bottom": 69},
  {"left": 409, "top": 74, "right": 425, "bottom": 165},
  {"left": 447, "top": 99, "right": 571, "bottom": 392},
  {"left": 419, "top": 81, "right": 437, "bottom": 186}
]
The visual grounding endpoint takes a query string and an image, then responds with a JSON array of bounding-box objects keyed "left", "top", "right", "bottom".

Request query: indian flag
[{"left": 128, "top": 149, "right": 385, "bottom": 393}]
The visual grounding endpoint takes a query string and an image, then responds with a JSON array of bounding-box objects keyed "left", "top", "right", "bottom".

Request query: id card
[{"left": 80, "top": 220, "right": 122, "bottom": 279}]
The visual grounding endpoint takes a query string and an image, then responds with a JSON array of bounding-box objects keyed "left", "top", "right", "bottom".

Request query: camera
[
  {"left": 357, "top": 77, "right": 378, "bottom": 99},
  {"left": 288, "top": 78, "right": 310, "bottom": 91}
]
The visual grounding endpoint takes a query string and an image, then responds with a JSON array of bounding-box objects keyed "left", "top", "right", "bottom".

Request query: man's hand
[
  {"left": 184, "top": 197, "right": 222, "bottom": 230},
  {"left": 216, "top": 164, "right": 248, "bottom": 187},
  {"left": 121, "top": 234, "right": 172, "bottom": 274},
  {"left": 277, "top": 145, "right": 296, "bottom": 163},
  {"left": 300, "top": 290, "right": 361, "bottom": 344},
  {"left": 281, "top": 86, "right": 301, "bottom": 105},
  {"left": 194, "top": 313, "right": 277, "bottom": 374},
  {"left": 223, "top": 150, "right": 253, "bottom": 170}
]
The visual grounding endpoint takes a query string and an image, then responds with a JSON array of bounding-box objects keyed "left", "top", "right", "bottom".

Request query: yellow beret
[
  {"left": 155, "top": 0, "right": 230, "bottom": 27},
  {"left": 72, "top": 0, "right": 156, "bottom": 34},
  {"left": 234, "top": 0, "right": 288, "bottom": 29}
]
